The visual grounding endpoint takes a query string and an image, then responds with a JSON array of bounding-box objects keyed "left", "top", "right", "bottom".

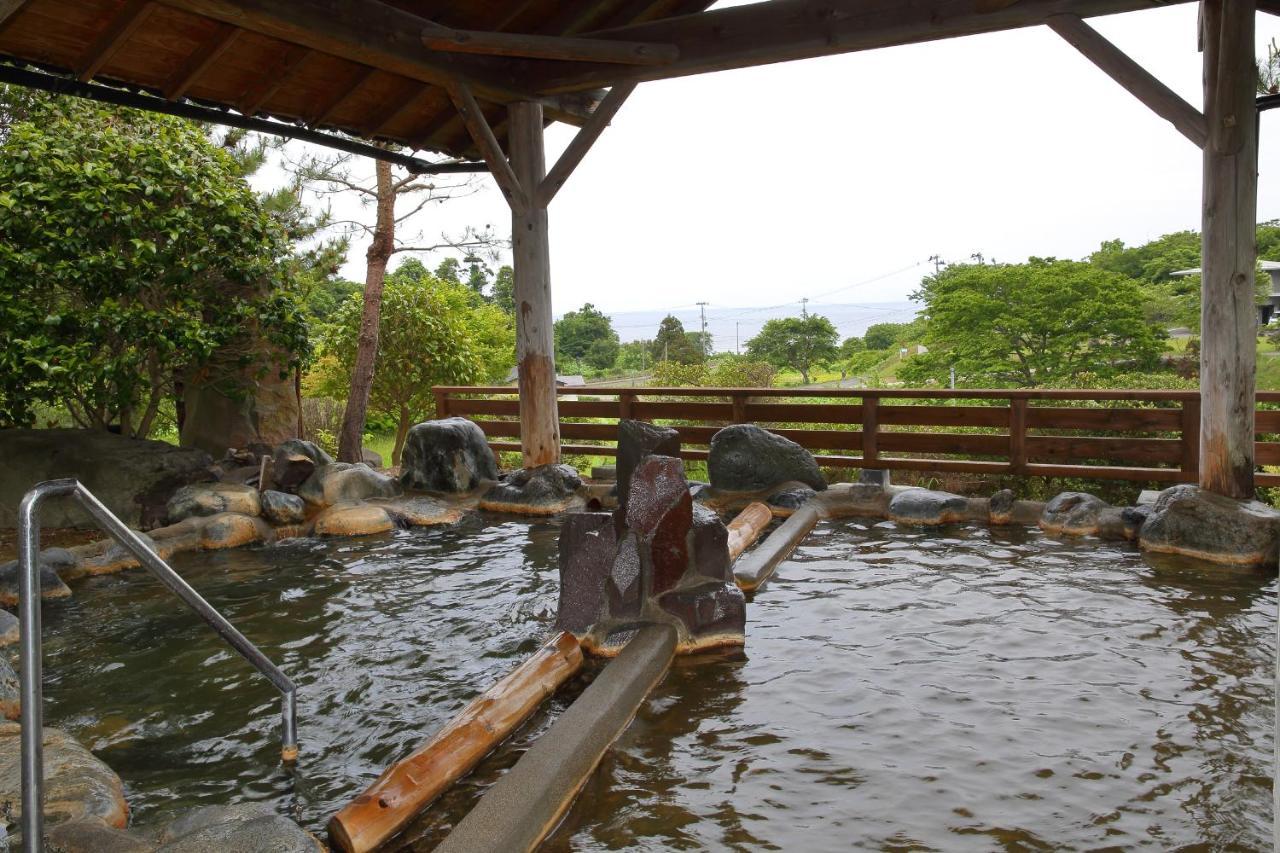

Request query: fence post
[
  {"left": 861, "top": 395, "right": 879, "bottom": 465},
  {"left": 731, "top": 392, "right": 747, "bottom": 424},
  {"left": 433, "top": 388, "right": 449, "bottom": 418},
  {"left": 1009, "top": 396, "right": 1028, "bottom": 474},
  {"left": 1181, "top": 395, "right": 1201, "bottom": 480},
  {"left": 619, "top": 392, "right": 634, "bottom": 421}
]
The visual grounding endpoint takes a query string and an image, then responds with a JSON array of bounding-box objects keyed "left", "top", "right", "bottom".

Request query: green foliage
[
  {"left": 901, "top": 259, "right": 1164, "bottom": 387},
  {"left": 435, "top": 256, "right": 461, "bottom": 284},
  {"left": 492, "top": 265, "right": 515, "bottom": 317},
  {"left": 839, "top": 336, "right": 866, "bottom": 358},
  {"left": 648, "top": 356, "right": 775, "bottom": 388},
  {"left": 863, "top": 322, "right": 911, "bottom": 351},
  {"left": 313, "top": 265, "right": 513, "bottom": 462},
  {"left": 0, "top": 89, "right": 307, "bottom": 435},
  {"left": 555, "top": 303, "right": 620, "bottom": 370},
  {"left": 304, "top": 278, "right": 362, "bottom": 323},
  {"left": 617, "top": 340, "right": 652, "bottom": 372},
  {"left": 650, "top": 360, "right": 709, "bottom": 387},
  {"left": 746, "top": 315, "right": 840, "bottom": 383},
  {"left": 651, "top": 315, "right": 704, "bottom": 365}
]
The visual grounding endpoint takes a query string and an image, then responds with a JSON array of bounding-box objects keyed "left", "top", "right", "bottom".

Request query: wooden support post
[
  {"left": 731, "top": 391, "right": 747, "bottom": 424},
  {"left": 433, "top": 387, "right": 449, "bottom": 418},
  {"left": 1009, "top": 397, "right": 1028, "bottom": 474},
  {"left": 861, "top": 395, "right": 879, "bottom": 465},
  {"left": 1199, "top": 0, "right": 1258, "bottom": 498},
  {"left": 328, "top": 633, "right": 584, "bottom": 853},
  {"left": 1181, "top": 396, "right": 1201, "bottom": 478},
  {"left": 619, "top": 391, "right": 635, "bottom": 420},
  {"left": 509, "top": 101, "right": 560, "bottom": 468}
]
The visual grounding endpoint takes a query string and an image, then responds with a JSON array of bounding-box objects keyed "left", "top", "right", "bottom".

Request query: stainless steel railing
[{"left": 17, "top": 479, "right": 298, "bottom": 851}]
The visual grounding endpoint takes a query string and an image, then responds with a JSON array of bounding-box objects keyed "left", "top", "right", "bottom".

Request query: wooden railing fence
[{"left": 433, "top": 386, "right": 1280, "bottom": 487}]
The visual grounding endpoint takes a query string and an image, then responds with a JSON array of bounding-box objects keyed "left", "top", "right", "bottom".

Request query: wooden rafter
[
  {"left": 420, "top": 23, "right": 678, "bottom": 65},
  {"left": 366, "top": 85, "right": 434, "bottom": 138},
  {"left": 447, "top": 82, "right": 527, "bottom": 213},
  {"left": 164, "top": 22, "right": 240, "bottom": 99},
  {"left": 239, "top": 46, "right": 311, "bottom": 115},
  {"left": 0, "top": 0, "right": 31, "bottom": 30},
  {"left": 307, "top": 65, "right": 378, "bottom": 128},
  {"left": 538, "top": 82, "right": 636, "bottom": 205},
  {"left": 1259, "top": 0, "right": 1280, "bottom": 14},
  {"left": 1047, "top": 14, "right": 1207, "bottom": 147},
  {"left": 516, "top": 0, "right": 1197, "bottom": 93},
  {"left": 78, "top": 0, "right": 156, "bottom": 81},
  {"left": 158, "top": 0, "right": 603, "bottom": 120},
  {"left": 407, "top": 109, "right": 463, "bottom": 151}
]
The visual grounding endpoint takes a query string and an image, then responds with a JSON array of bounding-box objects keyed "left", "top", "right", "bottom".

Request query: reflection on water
[{"left": 32, "top": 516, "right": 1276, "bottom": 850}]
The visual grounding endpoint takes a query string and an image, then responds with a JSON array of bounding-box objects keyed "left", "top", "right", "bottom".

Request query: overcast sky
[{"left": 260, "top": 4, "right": 1280, "bottom": 321}]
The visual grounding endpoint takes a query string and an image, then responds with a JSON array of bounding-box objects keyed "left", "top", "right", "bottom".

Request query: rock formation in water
[{"left": 707, "top": 423, "right": 826, "bottom": 494}]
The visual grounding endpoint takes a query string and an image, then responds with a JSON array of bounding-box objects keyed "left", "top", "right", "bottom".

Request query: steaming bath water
[{"left": 32, "top": 515, "right": 1275, "bottom": 850}]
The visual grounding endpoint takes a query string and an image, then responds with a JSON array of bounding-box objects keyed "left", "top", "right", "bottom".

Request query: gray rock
[
  {"left": 480, "top": 464, "right": 582, "bottom": 515},
  {"left": 156, "top": 803, "right": 322, "bottom": 852},
  {"left": 988, "top": 489, "right": 1017, "bottom": 525},
  {"left": 888, "top": 488, "right": 969, "bottom": 526},
  {"left": 690, "top": 503, "right": 732, "bottom": 585},
  {"left": 590, "top": 465, "right": 617, "bottom": 481},
  {"left": 0, "top": 722, "right": 129, "bottom": 836},
  {"left": 556, "top": 513, "right": 616, "bottom": 635},
  {"left": 0, "top": 429, "right": 212, "bottom": 530},
  {"left": 859, "top": 469, "right": 891, "bottom": 488},
  {"left": 767, "top": 484, "right": 817, "bottom": 511},
  {"left": 166, "top": 482, "right": 261, "bottom": 524},
  {"left": 218, "top": 465, "right": 261, "bottom": 487},
  {"left": 298, "top": 463, "right": 401, "bottom": 507},
  {"left": 1139, "top": 484, "right": 1280, "bottom": 566},
  {"left": 616, "top": 420, "right": 680, "bottom": 518},
  {"left": 1040, "top": 492, "right": 1110, "bottom": 536},
  {"left": 47, "top": 817, "right": 155, "bottom": 852},
  {"left": 708, "top": 424, "right": 826, "bottom": 493},
  {"left": 0, "top": 657, "right": 17, "bottom": 720},
  {"left": 0, "top": 550, "right": 73, "bottom": 606},
  {"left": 399, "top": 417, "right": 499, "bottom": 493},
  {"left": 361, "top": 447, "right": 384, "bottom": 469},
  {"left": 0, "top": 610, "right": 18, "bottom": 647},
  {"left": 259, "top": 490, "right": 306, "bottom": 526},
  {"left": 272, "top": 439, "right": 331, "bottom": 491}
]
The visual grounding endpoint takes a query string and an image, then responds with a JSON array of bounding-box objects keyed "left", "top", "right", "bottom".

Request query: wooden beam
[
  {"left": 1259, "top": 0, "right": 1280, "bottom": 14},
  {"left": 158, "top": 0, "right": 602, "bottom": 121},
  {"left": 308, "top": 65, "right": 378, "bottom": 128},
  {"left": 1046, "top": 14, "right": 1207, "bottom": 147},
  {"left": 516, "top": 0, "right": 1197, "bottom": 94},
  {"left": 726, "top": 502, "right": 772, "bottom": 560},
  {"left": 239, "top": 46, "right": 311, "bottom": 115},
  {"left": 78, "top": 0, "right": 156, "bottom": 81},
  {"left": 421, "top": 23, "right": 677, "bottom": 65},
  {"left": 1199, "top": 0, "right": 1258, "bottom": 498},
  {"left": 538, "top": 82, "right": 636, "bottom": 205},
  {"left": 164, "top": 23, "right": 240, "bottom": 99},
  {"left": 447, "top": 82, "right": 527, "bottom": 213},
  {"left": 0, "top": 0, "right": 32, "bottom": 30},
  {"left": 366, "top": 85, "right": 433, "bottom": 138},
  {"left": 509, "top": 100, "right": 560, "bottom": 468}
]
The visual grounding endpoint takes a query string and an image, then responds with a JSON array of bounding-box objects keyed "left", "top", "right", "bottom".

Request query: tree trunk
[
  {"left": 338, "top": 159, "right": 395, "bottom": 463},
  {"left": 392, "top": 405, "right": 411, "bottom": 467}
]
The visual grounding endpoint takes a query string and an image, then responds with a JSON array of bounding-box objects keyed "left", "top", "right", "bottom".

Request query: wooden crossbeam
[
  {"left": 159, "top": 0, "right": 602, "bottom": 121},
  {"left": 539, "top": 82, "right": 636, "bottom": 205},
  {"left": 308, "top": 65, "right": 378, "bottom": 128},
  {"left": 0, "top": 0, "right": 31, "bottom": 30},
  {"left": 1047, "top": 14, "right": 1207, "bottom": 147},
  {"left": 239, "top": 46, "right": 311, "bottom": 115},
  {"left": 78, "top": 0, "right": 156, "bottom": 81},
  {"left": 447, "top": 82, "right": 527, "bottom": 213},
  {"left": 164, "top": 22, "right": 240, "bottom": 99},
  {"left": 421, "top": 23, "right": 677, "bottom": 65},
  {"left": 516, "top": 0, "right": 1197, "bottom": 94}
]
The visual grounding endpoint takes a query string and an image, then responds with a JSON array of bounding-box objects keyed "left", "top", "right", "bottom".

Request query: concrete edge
[
  {"left": 434, "top": 624, "right": 677, "bottom": 853},
  {"left": 733, "top": 503, "right": 825, "bottom": 594}
]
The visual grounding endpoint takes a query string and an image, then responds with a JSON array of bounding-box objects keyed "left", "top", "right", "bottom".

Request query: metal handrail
[{"left": 17, "top": 479, "right": 298, "bottom": 851}]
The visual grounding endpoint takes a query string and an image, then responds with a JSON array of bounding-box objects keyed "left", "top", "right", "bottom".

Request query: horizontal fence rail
[{"left": 433, "top": 386, "right": 1280, "bottom": 487}]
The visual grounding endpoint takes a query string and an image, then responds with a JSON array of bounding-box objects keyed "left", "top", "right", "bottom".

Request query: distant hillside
[{"left": 601, "top": 300, "right": 918, "bottom": 349}]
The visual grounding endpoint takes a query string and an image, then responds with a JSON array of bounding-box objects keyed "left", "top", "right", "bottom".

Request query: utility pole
[
  {"left": 928, "top": 254, "right": 945, "bottom": 274},
  {"left": 800, "top": 297, "right": 809, "bottom": 319},
  {"left": 696, "top": 301, "right": 709, "bottom": 358},
  {"left": 735, "top": 321, "right": 740, "bottom": 355}
]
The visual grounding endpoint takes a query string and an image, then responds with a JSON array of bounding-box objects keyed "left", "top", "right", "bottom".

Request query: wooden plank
[
  {"left": 629, "top": 401, "right": 734, "bottom": 420},
  {"left": 508, "top": 100, "right": 557, "bottom": 466},
  {"left": 308, "top": 65, "right": 378, "bottom": 127},
  {"left": 421, "top": 25, "right": 677, "bottom": 65},
  {"left": 558, "top": 400, "right": 624, "bottom": 418},
  {"left": 743, "top": 402, "right": 862, "bottom": 424},
  {"left": 328, "top": 633, "right": 583, "bottom": 853},
  {"left": 1254, "top": 442, "right": 1280, "bottom": 465},
  {"left": 239, "top": 44, "right": 311, "bottom": 114},
  {"left": 1256, "top": 410, "right": 1280, "bottom": 432},
  {"left": 1198, "top": 0, "right": 1258, "bottom": 498},
  {"left": 448, "top": 399, "right": 521, "bottom": 416},
  {"left": 0, "top": 0, "right": 30, "bottom": 30},
  {"left": 433, "top": 385, "right": 1267, "bottom": 402},
  {"left": 1025, "top": 406, "right": 1182, "bottom": 431},
  {"left": 164, "top": 22, "right": 240, "bottom": 99},
  {"left": 538, "top": 82, "right": 636, "bottom": 206},
  {"left": 519, "top": 0, "right": 1194, "bottom": 93},
  {"left": 366, "top": 85, "right": 434, "bottom": 137},
  {"left": 877, "top": 404, "right": 1009, "bottom": 428},
  {"left": 1026, "top": 435, "right": 1183, "bottom": 465},
  {"left": 78, "top": 0, "right": 156, "bottom": 81},
  {"left": 1045, "top": 14, "right": 1207, "bottom": 147},
  {"left": 449, "top": 82, "right": 527, "bottom": 214},
  {"left": 877, "top": 432, "right": 1008, "bottom": 456}
]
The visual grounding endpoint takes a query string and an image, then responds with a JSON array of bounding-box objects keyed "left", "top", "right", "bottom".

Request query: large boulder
[
  {"left": 1139, "top": 484, "right": 1280, "bottom": 566},
  {"left": 707, "top": 424, "right": 826, "bottom": 494},
  {"left": 298, "top": 463, "right": 401, "bottom": 507},
  {"left": 888, "top": 488, "right": 970, "bottom": 526},
  {"left": 271, "top": 439, "right": 332, "bottom": 491},
  {"left": 259, "top": 490, "right": 306, "bottom": 526},
  {"left": 480, "top": 464, "right": 583, "bottom": 516},
  {"left": 616, "top": 420, "right": 680, "bottom": 519},
  {"left": 156, "top": 803, "right": 323, "bottom": 852},
  {"left": 0, "top": 429, "right": 212, "bottom": 530},
  {"left": 166, "top": 482, "right": 260, "bottom": 524},
  {"left": 312, "top": 503, "right": 395, "bottom": 537},
  {"left": 46, "top": 817, "right": 155, "bottom": 852},
  {"left": 178, "top": 353, "right": 300, "bottom": 459},
  {"left": 0, "top": 723, "right": 129, "bottom": 837},
  {"left": 0, "top": 549, "right": 74, "bottom": 606},
  {"left": 1040, "top": 492, "right": 1110, "bottom": 536},
  {"left": 399, "top": 418, "right": 499, "bottom": 493}
]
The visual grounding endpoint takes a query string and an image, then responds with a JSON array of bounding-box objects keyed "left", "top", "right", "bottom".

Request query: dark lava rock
[
  {"left": 399, "top": 417, "right": 498, "bottom": 493},
  {"left": 272, "top": 439, "right": 332, "bottom": 491},
  {"left": 690, "top": 504, "right": 732, "bottom": 585},
  {"left": 607, "top": 533, "right": 644, "bottom": 619},
  {"left": 767, "top": 484, "right": 818, "bottom": 511},
  {"left": 888, "top": 488, "right": 969, "bottom": 526},
  {"left": 707, "top": 424, "right": 826, "bottom": 494},
  {"left": 556, "top": 512, "right": 616, "bottom": 635},
  {"left": 298, "top": 463, "right": 401, "bottom": 507},
  {"left": 617, "top": 420, "right": 680, "bottom": 518},
  {"left": 624, "top": 456, "right": 687, "bottom": 535},
  {"left": 988, "top": 489, "right": 1017, "bottom": 525},
  {"left": 1139, "top": 484, "right": 1280, "bottom": 566},
  {"left": 0, "top": 549, "right": 74, "bottom": 606},
  {"left": 155, "top": 803, "right": 323, "bottom": 852},
  {"left": 481, "top": 463, "right": 582, "bottom": 513},
  {"left": 1040, "top": 492, "right": 1110, "bottom": 536},
  {"left": 260, "top": 490, "right": 307, "bottom": 526},
  {"left": 659, "top": 582, "right": 747, "bottom": 647}
]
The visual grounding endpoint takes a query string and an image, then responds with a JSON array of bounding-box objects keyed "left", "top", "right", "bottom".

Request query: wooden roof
[{"left": 0, "top": 0, "right": 1193, "bottom": 160}]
